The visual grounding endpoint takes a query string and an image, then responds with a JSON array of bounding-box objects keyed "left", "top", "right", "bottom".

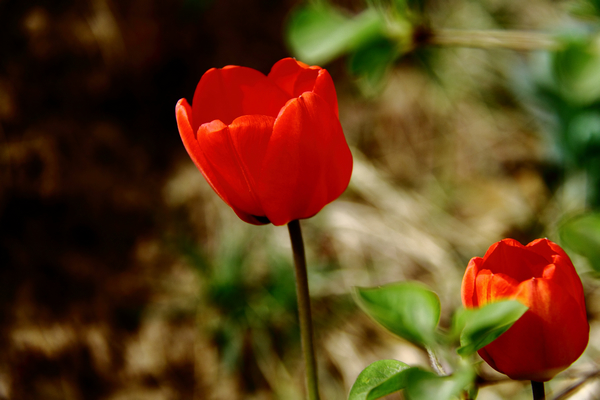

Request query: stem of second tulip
[
  {"left": 288, "top": 219, "right": 320, "bottom": 400},
  {"left": 531, "top": 381, "right": 545, "bottom": 400}
]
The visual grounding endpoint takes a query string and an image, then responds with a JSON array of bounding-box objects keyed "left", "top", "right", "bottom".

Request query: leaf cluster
[{"left": 348, "top": 282, "right": 527, "bottom": 400}]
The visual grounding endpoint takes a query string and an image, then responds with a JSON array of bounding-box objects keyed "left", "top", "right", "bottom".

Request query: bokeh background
[{"left": 2, "top": 0, "right": 600, "bottom": 399}]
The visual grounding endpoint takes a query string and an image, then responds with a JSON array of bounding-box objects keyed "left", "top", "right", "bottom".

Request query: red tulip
[
  {"left": 175, "top": 58, "right": 352, "bottom": 226},
  {"left": 462, "top": 238, "right": 588, "bottom": 381}
]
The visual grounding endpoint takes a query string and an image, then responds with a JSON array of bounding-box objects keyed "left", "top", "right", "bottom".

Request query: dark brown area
[{"left": 0, "top": 0, "right": 295, "bottom": 398}]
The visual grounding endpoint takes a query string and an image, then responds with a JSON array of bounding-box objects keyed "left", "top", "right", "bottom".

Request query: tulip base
[
  {"left": 531, "top": 381, "right": 545, "bottom": 400},
  {"left": 288, "top": 220, "right": 320, "bottom": 400}
]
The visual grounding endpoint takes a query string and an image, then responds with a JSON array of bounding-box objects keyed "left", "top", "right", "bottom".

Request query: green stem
[
  {"left": 532, "top": 381, "right": 545, "bottom": 400},
  {"left": 288, "top": 219, "right": 320, "bottom": 400},
  {"left": 426, "top": 346, "right": 446, "bottom": 376}
]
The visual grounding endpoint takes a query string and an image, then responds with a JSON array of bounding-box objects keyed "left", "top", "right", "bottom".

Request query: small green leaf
[
  {"left": 560, "top": 213, "right": 600, "bottom": 273},
  {"left": 404, "top": 367, "right": 475, "bottom": 400},
  {"left": 354, "top": 282, "right": 441, "bottom": 347},
  {"left": 457, "top": 300, "right": 528, "bottom": 356},
  {"left": 348, "top": 360, "right": 411, "bottom": 400},
  {"left": 348, "top": 37, "right": 400, "bottom": 96},
  {"left": 286, "top": 4, "right": 385, "bottom": 65}
]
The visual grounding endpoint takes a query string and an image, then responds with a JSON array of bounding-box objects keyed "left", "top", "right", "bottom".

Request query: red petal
[
  {"left": 526, "top": 238, "right": 564, "bottom": 262},
  {"left": 482, "top": 239, "right": 548, "bottom": 282},
  {"left": 178, "top": 100, "right": 266, "bottom": 225},
  {"left": 482, "top": 278, "right": 588, "bottom": 381},
  {"left": 258, "top": 92, "right": 352, "bottom": 225},
  {"left": 532, "top": 239, "right": 587, "bottom": 311},
  {"left": 313, "top": 69, "right": 339, "bottom": 117},
  {"left": 472, "top": 270, "right": 519, "bottom": 307},
  {"left": 491, "top": 273, "right": 519, "bottom": 300},
  {"left": 544, "top": 258, "right": 585, "bottom": 306},
  {"left": 461, "top": 257, "right": 482, "bottom": 307},
  {"left": 196, "top": 116, "right": 275, "bottom": 218},
  {"left": 227, "top": 115, "right": 275, "bottom": 188},
  {"left": 191, "top": 66, "right": 290, "bottom": 129},
  {"left": 176, "top": 99, "right": 224, "bottom": 198},
  {"left": 268, "top": 58, "right": 339, "bottom": 117}
]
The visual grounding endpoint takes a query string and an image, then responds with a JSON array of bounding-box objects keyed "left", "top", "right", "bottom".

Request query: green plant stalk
[
  {"left": 426, "top": 345, "right": 447, "bottom": 376},
  {"left": 532, "top": 381, "right": 545, "bottom": 400},
  {"left": 288, "top": 219, "right": 320, "bottom": 400}
]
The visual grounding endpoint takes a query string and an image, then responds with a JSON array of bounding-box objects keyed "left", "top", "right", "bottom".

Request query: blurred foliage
[
  {"left": 351, "top": 281, "right": 526, "bottom": 399},
  {"left": 530, "top": 36, "right": 600, "bottom": 209},
  {"left": 560, "top": 212, "right": 600, "bottom": 274},
  {"left": 286, "top": 1, "right": 413, "bottom": 95},
  {"left": 348, "top": 359, "right": 410, "bottom": 400},
  {"left": 402, "top": 366, "right": 475, "bottom": 400},
  {"left": 178, "top": 230, "right": 300, "bottom": 373},
  {"left": 354, "top": 282, "right": 440, "bottom": 347}
]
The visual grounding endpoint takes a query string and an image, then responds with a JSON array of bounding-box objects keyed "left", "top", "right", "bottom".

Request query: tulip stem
[
  {"left": 288, "top": 219, "right": 320, "bottom": 400},
  {"left": 531, "top": 381, "right": 545, "bottom": 400}
]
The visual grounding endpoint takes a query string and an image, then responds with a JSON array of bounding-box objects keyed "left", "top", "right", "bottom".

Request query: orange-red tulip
[
  {"left": 462, "top": 238, "right": 588, "bottom": 381},
  {"left": 175, "top": 58, "right": 352, "bottom": 226}
]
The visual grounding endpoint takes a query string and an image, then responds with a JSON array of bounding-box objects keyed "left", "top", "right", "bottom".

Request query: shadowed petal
[
  {"left": 268, "top": 58, "right": 339, "bottom": 116},
  {"left": 527, "top": 238, "right": 570, "bottom": 262},
  {"left": 192, "top": 66, "right": 290, "bottom": 129},
  {"left": 482, "top": 239, "right": 548, "bottom": 282}
]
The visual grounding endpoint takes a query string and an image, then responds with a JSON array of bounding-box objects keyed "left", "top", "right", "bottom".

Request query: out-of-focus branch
[
  {"left": 551, "top": 369, "right": 600, "bottom": 400},
  {"left": 424, "top": 29, "right": 563, "bottom": 51}
]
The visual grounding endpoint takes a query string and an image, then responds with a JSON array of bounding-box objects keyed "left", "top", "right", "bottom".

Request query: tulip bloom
[
  {"left": 175, "top": 58, "right": 353, "bottom": 226},
  {"left": 462, "top": 238, "right": 589, "bottom": 381}
]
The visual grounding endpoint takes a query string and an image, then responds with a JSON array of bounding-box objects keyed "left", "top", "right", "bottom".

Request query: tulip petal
[
  {"left": 197, "top": 115, "right": 275, "bottom": 219},
  {"left": 461, "top": 257, "right": 482, "bottom": 307},
  {"left": 481, "top": 277, "right": 589, "bottom": 381},
  {"left": 192, "top": 66, "right": 290, "bottom": 128},
  {"left": 268, "top": 58, "right": 339, "bottom": 116},
  {"left": 177, "top": 100, "right": 268, "bottom": 225},
  {"left": 474, "top": 270, "right": 519, "bottom": 306},
  {"left": 526, "top": 238, "right": 564, "bottom": 262},
  {"left": 176, "top": 99, "right": 224, "bottom": 198},
  {"left": 268, "top": 58, "right": 315, "bottom": 96},
  {"left": 543, "top": 258, "right": 587, "bottom": 310},
  {"left": 227, "top": 115, "right": 275, "bottom": 188},
  {"left": 482, "top": 239, "right": 548, "bottom": 282},
  {"left": 528, "top": 239, "right": 587, "bottom": 310},
  {"left": 313, "top": 69, "right": 339, "bottom": 117},
  {"left": 259, "top": 92, "right": 352, "bottom": 225}
]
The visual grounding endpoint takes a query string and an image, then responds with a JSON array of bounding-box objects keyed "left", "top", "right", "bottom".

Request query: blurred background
[{"left": 2, "top": 0, "right": 600, "bottom": 399}]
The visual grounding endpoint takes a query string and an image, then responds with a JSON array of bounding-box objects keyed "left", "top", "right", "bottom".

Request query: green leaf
[
  {"left": 457, "top": 300, "right": 528, "bottom": 356},
  {"left": 404, "top": 367, "right": 475, "bottom": 400},
  {"left": 552, "top": 38, "right": 600, "bottom": 105},
  {"left": 348, "top": 360, "right": 411, "bottom": 400},
  {"left": 560, "top": 212, "right": 600, "bottom": 273},
  {"left": 448, "top": 307, "right": 475, "bottom": 344},
  {"left": 567, "top": 111, "right": 600, "bottom": 156},
  {"left": 286, "top": 4, "right": 385, "bottom": 65},
  {"left": 569, "top": 0, "right": 600, "bottom": 19},
  {"left": 354, "top": 282, "right": 441, "bottom": 347},
  {"left": 348, "top": 37, "right": 400, "bottom": 96}
]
